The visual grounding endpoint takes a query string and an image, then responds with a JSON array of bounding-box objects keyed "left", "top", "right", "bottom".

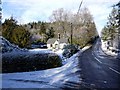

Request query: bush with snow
[
  {"left": 62, "top": 44, "right": 79, "bottom": 58},
  {"left": 2, "top": 53, "right": 62, "bottom": 73}
]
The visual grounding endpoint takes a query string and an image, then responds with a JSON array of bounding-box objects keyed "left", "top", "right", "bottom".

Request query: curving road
[{"left": 78, "top": 39, "right": 120, "bottom": 89}]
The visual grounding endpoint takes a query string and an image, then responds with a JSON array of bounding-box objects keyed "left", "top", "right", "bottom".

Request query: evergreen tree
[
  {"left": 40, "top": 22, "right": 46, "bottom": 34},
  {"left": 12, "top": 25, "right": 31, "bottom": 48},
  {"left": 101, "top": 26, "right": 111, "bottom": 41},
  {"left": 2, "top": 17, "right": 31, "bottom": 48},
  {"left": 107, "top": 7, "right": 117, "bottom": 42},
  {"left": 101, "top": 3, "right": 118, "bottom": 42},
  {"left": 46, "top": 27, "right": 55, "bottom": 40},
  {"left": 115, "top": 1, "right": 120, "bottom": 32},
  {"left": 2, "top": 17, "right": 17, "bottom": 42}
]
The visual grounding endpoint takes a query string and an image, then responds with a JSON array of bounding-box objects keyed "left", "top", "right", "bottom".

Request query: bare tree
[
  {"left": 49, "top": 7, "right": 97, "bottom": 46},
  {"left": 49, "top": 8, "right": 72, "bottom": 38}
]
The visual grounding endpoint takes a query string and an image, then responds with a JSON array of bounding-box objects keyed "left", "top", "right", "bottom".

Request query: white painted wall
[
  {"left": 47, "top": 40, "right": 68, "bottom": 50},
  {"left": 47, "top": 44, "right": 52, "bottom": 50}
]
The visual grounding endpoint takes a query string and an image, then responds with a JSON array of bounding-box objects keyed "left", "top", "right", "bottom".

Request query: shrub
[
  {"left": 2, "top": 53, "right": 62, "bottom": 73},
  {"left": 63, "top": 44, "right": 79, "bottom": 58}
]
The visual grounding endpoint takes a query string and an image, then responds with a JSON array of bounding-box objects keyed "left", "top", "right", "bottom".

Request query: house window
[{"left": 50, "top": 44, "right": 52, "bottom": 47}]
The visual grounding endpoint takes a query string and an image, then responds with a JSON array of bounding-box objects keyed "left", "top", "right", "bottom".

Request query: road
[{"left": 78, "top": 39, "right": 120, "bottom": 89}]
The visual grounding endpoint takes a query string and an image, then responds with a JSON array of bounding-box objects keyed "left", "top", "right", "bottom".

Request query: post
[{"left": 71, "top": 23, "right": 73, "bottom": 45}]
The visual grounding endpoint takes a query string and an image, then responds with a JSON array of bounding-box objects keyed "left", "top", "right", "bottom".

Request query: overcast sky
[{"left": 2, "top": 0, "right": 119, "bottom": 35}]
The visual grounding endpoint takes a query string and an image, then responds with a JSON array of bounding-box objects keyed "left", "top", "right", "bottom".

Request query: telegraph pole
[
  {"left": 70, "top": 0, "right": 83, "bottom": 45},
  {"left": 77, "top": 0, "right": 83, "bottom": 15},
  {"left": 0, "top": 0, "right": 1, "bottom": 23},
  {"left": 0, "top": 0, "right": 1, "bottom": 35},
  {"left": 70, "top": 23, "right": 73, "bottom": 44}
]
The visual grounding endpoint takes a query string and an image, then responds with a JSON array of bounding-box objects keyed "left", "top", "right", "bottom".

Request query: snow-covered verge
[
  {"left": 101, "top": 40, "right": 118, "bottom": 56},
  {"left": 81, "top": 45, "right": 92, "bottom": 52},
  {"left": 1, "top": 45, "right": 91, "bottom": 88},
  {"left": 1, "top": 51, "right": 81, "bottom": 88},
  {"left": 54, "top": 49, "right": 67, "bottom": 65}
]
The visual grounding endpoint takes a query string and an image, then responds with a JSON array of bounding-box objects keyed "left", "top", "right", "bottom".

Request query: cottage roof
[
  {"left": 59, "top": 38, "right": 69, "bottom": 43},
  {"left": 47, "top": 38, "right": 69, "bottom": 44},
  {"left": 47, "top": 38, "right": 58, "bottom": 44}
]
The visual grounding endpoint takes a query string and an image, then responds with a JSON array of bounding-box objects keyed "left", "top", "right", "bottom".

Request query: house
[
  {"left": 47, "top": 38, "right": 58, "bottom": 50},
  {"left": 47, "top": 38, "right": 69, "bottom": 50}
]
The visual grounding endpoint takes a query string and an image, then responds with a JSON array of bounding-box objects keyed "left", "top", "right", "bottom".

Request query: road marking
[
  {"left": 92, "top": 52, "right": 102, "bottom": 64},
  {"left": 94, "top": 56, "right": 102, "bottom": 64},
  {"left": 109, "top": 67, "right": 120, "bottom": 75}
]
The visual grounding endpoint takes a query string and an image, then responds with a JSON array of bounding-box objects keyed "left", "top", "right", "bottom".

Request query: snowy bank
[
  {"left": 28, "top": 48, "right": 53, "bottom": 54},
  {"left": 54, "top": 49, "right": 67, "bottom": 65},
  {"left": 1, "top": 45, "right": 92, "bottom": 88},
  {"left": 101, "top": 40, "right": 117, "bottom": 56},
  {"left": 2, "top": 51, "right": 82, "bottom": 88},
  {"left": 81, "top": 45, "right": 92, "bottom": 52}
]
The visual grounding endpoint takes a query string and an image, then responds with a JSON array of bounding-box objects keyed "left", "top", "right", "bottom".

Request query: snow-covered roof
[
  {"left": 47, "top": 38, "right": 69, "bottom": 44},
  {"left": 47, "top": 38, "right": 58, "bottom": 44},
  {"left": 59, "top": 38, "right": 69, "bottom": 43}
]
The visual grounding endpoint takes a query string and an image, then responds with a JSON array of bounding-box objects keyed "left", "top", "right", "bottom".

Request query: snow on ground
[
  {"left": 2, "top": 51, "right": 81, "bottom": 88},
  {"left": 101, "top": 40, "right": 117, "bottom": 56},
  {"left": 29, "top": 49, "right": 53, "bottom": 54},
  {"left": 54, "top": 49, "right": 67, "bottom": 65},
  {"left": 101, "top": 46, "right": 117, "bottom": 56},
  {"left": 1, "top": 45, "right": 91, "bottom": 88},
  {"left": 81, "top": 45, "right": 92, "bottom": 52},
  {"left": 54, "top": 46, "right": 92, "bottom": 65},
  {"left": 54, "top": 49, "right": 64, "bottom": 59}
]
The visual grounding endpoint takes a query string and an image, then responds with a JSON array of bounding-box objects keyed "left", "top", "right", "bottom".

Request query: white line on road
[
  {"left": 94, "top": 56, "right": 102, "bottom": 64},
  {"left": 109, "top": 67, "right": 120, "bottom": 75},
  {"left": 92, "top": 52, "right": 102, "bottom": 64}
]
